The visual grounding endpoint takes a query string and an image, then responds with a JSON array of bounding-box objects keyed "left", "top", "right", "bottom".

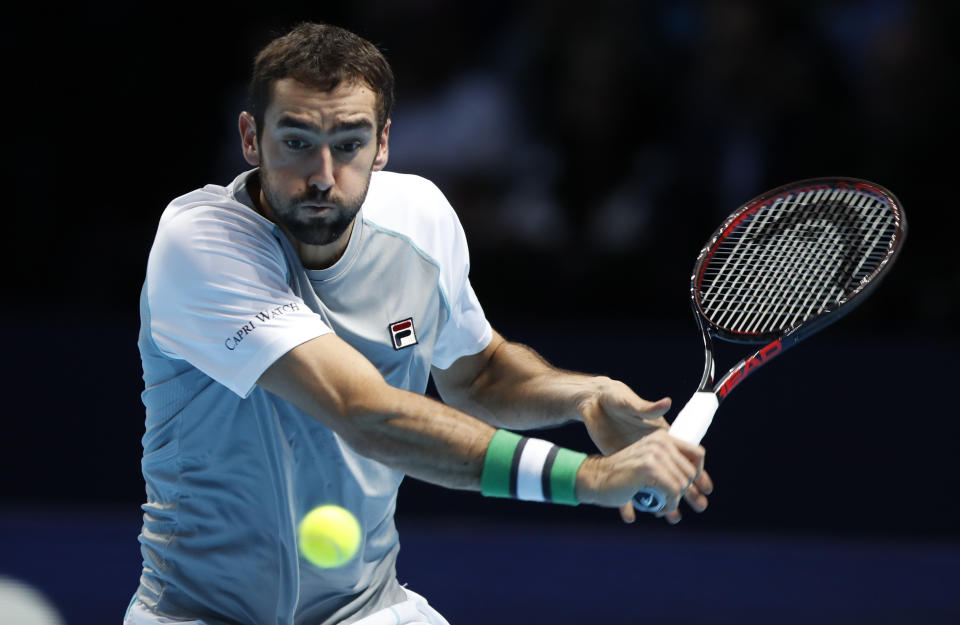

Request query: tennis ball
[{"left": 298, "top": 505, "right": 362, "bottom": 568}]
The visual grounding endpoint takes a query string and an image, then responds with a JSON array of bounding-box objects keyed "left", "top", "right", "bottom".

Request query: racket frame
[
  {"left": 693, "top": 177, "right": 906, "bottom": 400},
  {"left": 632, "top": 177, "right": 906, "bottom": 513}
]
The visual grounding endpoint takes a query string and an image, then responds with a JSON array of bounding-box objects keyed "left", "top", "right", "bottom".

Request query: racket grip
[
  {"left": 668, "top": 391, "right": 718, "bottom": 445},
  {"left": 632, "top": 391, "right": 719, "bottom": 512}
]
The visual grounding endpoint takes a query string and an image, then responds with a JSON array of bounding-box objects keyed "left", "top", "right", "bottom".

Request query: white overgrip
[
  {"left": 668, "top": 391, "right": 719, "bottom": 445},
  {"left": 632, "top": 391, "right": 719, "bottom": 512}
]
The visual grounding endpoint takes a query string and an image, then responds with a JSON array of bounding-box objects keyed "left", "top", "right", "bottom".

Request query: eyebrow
[{"left": 275, "top": 115, "right": 374, "bottom": 134}]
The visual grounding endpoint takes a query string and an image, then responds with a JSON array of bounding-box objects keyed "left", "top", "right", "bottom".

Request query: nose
[{"left": 307, "top": 145, "right": 335, "bottom": 193}]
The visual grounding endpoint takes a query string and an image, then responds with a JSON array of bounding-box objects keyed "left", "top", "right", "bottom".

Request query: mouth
[{"left": 301, "top": 204, "right": 335, "bottom": 215}]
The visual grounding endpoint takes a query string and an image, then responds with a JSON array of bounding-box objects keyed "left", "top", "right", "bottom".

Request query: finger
[
  {"left": 637, "top": 469, "right": 683, "bottom": 517},
  {"left": 637, "top": 432, "right": 698, "bottom": 507},
  {"left": 662, "top": 437, "right": 704, "bottom": 487},
  {"left": 659, "top": 443, "right": 710, "bottom": 513},
  {"left": 605, "top": 390, "right": 672, "bottom": 420},
  {"left": 643, "top": 493, "right": 682, "bottom": 518},
  {"left": 670, "top": 438, "right": 707, "bottom": 476},
  {"left": 632, "top": 396, "right": 672, "bottom": 420},
  {"left": 663, "top": 509, "right": 682, "bottom": 524},
  {"left": 636, "top": 396, "right": 672, "bottom": 418},
  {"left": 683, "top": 485, "right": 709, "bottom": 513},
  {"left": 620, "top": 433, "right": 693, "bottom": 515},
  {"left": 643, "top": 437, "right": 695, "bottom": 503},
  {"left": 619, "top": 503, "right": 636, "bottom": 524},
  {"left": 694, "top": 469, "right": 714, "bottom": 495},
  {"left": 654, "top": 499, "right": 682, "bottom": 519},
  {"left": 681, "top": 469, "right": 713, "bottom": 513}
]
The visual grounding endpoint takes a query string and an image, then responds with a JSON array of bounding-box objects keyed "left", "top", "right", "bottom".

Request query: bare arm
[
  {"left": 259, "top": 333, "right": 495, "bottom": 491},
  {"left": 433, "top": 330, "right": 712, "bottom": 522},
  {"left": 258, "top": 332, "right": 707, "bottom": 517},
  {"left": 433, "top": 330, "right": 670, "bottom": 438},
  {"left": 431, "top": 331, "right": 601, "bottom": 429}
]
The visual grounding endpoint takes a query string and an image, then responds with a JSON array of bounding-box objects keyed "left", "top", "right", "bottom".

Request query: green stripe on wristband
[
  {"left": 549, "top": 447, "right": 588, "bottom": 506},
  {"left": 480, "top": 429, "right": 523, "bottom": 498}
]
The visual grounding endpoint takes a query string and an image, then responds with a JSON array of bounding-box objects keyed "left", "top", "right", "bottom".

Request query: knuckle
[{"left": 639, "top": 456, "right": 658, "bottom": 474}]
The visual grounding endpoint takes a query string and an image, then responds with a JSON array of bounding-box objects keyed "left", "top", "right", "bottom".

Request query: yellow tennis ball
[{"left": 298, "top": 505, "right": 362, "bottom": 568}]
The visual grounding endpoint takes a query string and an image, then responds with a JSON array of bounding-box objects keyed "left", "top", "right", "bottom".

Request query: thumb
[
  {"left": 611, "top": 395, "right": 671, "bottom": 420},
  {"left": 643, "top": 396, "right": 672, "bottom": 419},
  {"left": 598, "top": 385, "right": 672, "bottom": 420}
]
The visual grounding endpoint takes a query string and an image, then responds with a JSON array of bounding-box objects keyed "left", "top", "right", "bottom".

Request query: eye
[
  {"left": 335, "top": 140, "right": 363, "bottom": 153},
  {"left": 284, "top": 138, "right": 311, "bottom": 151}
]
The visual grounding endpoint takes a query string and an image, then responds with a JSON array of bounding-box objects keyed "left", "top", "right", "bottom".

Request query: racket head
[{"left": 691, "top": 177, "right": 906, "bottom": 344}]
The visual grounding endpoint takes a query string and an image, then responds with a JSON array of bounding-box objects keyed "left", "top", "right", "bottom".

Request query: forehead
[{"left": 265, "top": 78, "right": 378, "bottom": 128}]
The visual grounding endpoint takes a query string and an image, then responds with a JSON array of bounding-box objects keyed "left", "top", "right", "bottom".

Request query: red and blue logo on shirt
[{"left": 389, "top": 318, "right": 418, "bottom": 350}]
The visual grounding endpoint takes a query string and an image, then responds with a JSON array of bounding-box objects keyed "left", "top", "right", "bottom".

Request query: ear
[
  {"left": 239, "top": 112, "right": 261, "bottom": 166},
  {"left": 372, "top": 119, "right": 390, "bottom": 171}
]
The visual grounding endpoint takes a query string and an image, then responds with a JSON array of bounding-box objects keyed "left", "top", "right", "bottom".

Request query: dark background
[{"left": 2, "top": 1, "right": 958, "bottom": 623}]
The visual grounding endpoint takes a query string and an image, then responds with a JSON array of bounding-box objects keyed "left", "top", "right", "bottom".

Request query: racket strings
[
  {"left": 701, "top": 191, "right": 837, "bottom": 329},
  {"left": 698, "top": 187, "right": 898, "bottom": 335},
  {"left": 714, "top": 191, "right": 879, "bottom": 331},
  {"left": 707, "top": 190, "right": 894, "bottom": 332}
]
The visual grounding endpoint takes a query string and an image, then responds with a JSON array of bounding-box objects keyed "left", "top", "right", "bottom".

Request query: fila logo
[{"left": 389, "top": 318, "right": 418, "bottom": 350}]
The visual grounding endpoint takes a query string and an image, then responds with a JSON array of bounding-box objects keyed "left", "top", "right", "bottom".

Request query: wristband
[{"left": 480, "top": 429, "right": 587, "bottom": 506}]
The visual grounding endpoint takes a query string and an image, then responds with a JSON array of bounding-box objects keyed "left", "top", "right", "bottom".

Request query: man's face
[{"left": 249, "top": 78, "right": 389, "bottom": 246}]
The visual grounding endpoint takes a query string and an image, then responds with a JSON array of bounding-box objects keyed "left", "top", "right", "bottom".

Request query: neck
[
  {"left": 284, "top": 218, "right": 355, "bottom": 270},
  {"left": 248, "top": 175, "right": 354, "bottom": 270}
]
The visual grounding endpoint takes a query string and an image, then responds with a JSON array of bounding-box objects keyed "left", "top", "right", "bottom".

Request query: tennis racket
[{"left": 633, "top": 177, "right": 907, "bottom": 512}]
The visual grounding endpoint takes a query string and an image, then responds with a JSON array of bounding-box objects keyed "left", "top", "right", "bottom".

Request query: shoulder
[
  {"left": 155, "top": 181, "right": 280, "bottom": 253},
  {"left": 362, "top": 170, "right": 456, "bottom": 227},
  {"left": 361, "top": 171, "right": 466, "bottom": 266},
  {"left": 149, "top": 178, "right": 286, "bottom": 283}
]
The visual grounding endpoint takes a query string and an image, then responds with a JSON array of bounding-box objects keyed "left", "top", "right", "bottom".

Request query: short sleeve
[
  {"left": 431, "top": 276, "right": 492, "bottom": 369},
  {"left": 429, "top": 200, "right": 492, "bottom": 369},
  {"left": 145, "top": 203, "right": 332, "bottom": 397}
]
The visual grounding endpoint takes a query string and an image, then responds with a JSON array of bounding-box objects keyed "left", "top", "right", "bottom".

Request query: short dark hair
[{"left": 247, "top": 22, "right": 395, "bottom": 139}]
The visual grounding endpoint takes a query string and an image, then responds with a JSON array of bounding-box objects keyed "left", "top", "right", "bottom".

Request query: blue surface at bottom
[
  {"left": 395, "top": 519, "right": 959, "bottom": 625},
  {"left": 1, "top": 506, "right": 958, "bottom": 625}
]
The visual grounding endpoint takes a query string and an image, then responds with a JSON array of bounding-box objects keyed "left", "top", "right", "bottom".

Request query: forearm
[
  {"left": 342, "top": 384, "right": 497, "bottom": 490},
  {"left": 259, "top": 334, "right": 496, "bottom": 491},
  {"left": 260, "top": 335, "right": 708, "bottom": 518},
  {"left": 435, "top": 333, "right": 671, "bottom": 464},
  {"left": 453, "top": 339, "right": 604, "bottom": 430}
]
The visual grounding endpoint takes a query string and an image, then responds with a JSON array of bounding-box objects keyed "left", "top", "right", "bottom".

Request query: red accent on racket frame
[{"left": 716, "top": 338, "right": 784, "bottom": 399}]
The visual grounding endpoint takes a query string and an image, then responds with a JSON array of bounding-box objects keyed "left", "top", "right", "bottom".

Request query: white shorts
[{"left": 123, "top": 588, "right": 449, "bottom": 625}]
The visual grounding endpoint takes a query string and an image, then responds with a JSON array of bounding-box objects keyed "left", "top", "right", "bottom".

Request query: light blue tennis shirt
[{"left": 135, "top": 169, "right": 492, "bottom": 625}]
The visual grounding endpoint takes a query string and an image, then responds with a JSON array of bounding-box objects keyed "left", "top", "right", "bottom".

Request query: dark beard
[{"left": 258, "top": 172, "right": 370, "bottom": 246}]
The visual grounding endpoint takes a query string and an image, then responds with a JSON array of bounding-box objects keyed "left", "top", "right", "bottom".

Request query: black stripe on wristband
[
  {"left": 508, "top": 436, "right": 529, "bottom": 498},
  {"left": 541, "top": 444, "right": 560, "bottom": 502}
]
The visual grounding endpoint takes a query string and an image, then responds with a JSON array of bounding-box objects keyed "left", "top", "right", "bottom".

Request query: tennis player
[{"left": 126, "top": 22, "right": 712, "bottom": 625}]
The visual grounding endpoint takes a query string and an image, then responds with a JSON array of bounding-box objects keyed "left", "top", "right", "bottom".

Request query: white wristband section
[
  {"left": 515, "top": 438, "right": 556, "bottom": 501},
  {"left": 668, "top": 391, "right": 720, "bottom": 444}
]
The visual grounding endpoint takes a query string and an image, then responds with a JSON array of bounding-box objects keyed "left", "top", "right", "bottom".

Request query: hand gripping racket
[{"left": 633, "top": 177, "right": 907, "bottom": 512}]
